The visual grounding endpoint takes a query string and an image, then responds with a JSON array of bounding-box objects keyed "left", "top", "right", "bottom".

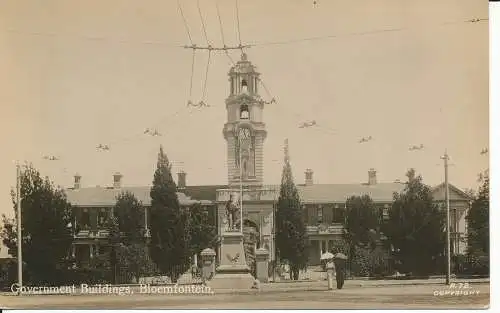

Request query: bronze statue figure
[{"left": 225, "top": 194, "right": 240, "bottom": 230}]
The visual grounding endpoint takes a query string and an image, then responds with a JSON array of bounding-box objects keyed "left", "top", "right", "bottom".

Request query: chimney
[
  {"left": 74, "top": 174, "right": 81, "bottom": 189},
  {"left": 178, "top": 171, "right": 187, "bottom": 190},
  {"left": 113, "top": 172, "right": 123, "bottom": 189},
  {"left": 368, "top": 168, "right": 377, "bottom": 185},
  {"left": 305, "top": 169, "right": 314, "bottom": 186}
]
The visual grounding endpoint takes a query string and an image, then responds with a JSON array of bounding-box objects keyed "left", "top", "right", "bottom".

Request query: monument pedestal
[{"left": 207, "top": 231, "right": 255, "bottom": 291}]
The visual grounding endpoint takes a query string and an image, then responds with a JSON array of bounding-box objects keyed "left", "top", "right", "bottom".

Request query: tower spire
[{"left": 284, "top": 138, "right": 289, "bottom": 163}]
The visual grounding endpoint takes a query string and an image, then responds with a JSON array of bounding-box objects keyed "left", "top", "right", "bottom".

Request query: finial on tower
[{"left": 284, "top": 138, "right": 289, "bottom": 162}]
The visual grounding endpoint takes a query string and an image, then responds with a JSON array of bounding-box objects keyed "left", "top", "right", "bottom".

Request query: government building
[{"left": 65, "top": 54, "right": 472, "bottom": 268}]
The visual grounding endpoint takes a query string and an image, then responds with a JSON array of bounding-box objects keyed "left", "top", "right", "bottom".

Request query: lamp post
[{"left": 16, "top": 164, "right": 23, "bottom": 296}]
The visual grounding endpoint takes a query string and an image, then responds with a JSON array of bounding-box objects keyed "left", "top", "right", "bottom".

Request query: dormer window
[{"left": 240, "top": 104, "right": 249, "bottom": 119}]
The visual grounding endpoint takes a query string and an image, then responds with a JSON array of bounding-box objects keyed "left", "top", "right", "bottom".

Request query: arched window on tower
[
  {"left": 241, "top": 79, "right": 248, "bottom": 94},
  {"left": 240, "top": 104, "right": 249, "bottom": 119}
]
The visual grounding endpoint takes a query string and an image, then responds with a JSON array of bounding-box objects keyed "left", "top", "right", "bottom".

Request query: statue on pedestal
[{"left": 225, "top": 194, "right": 240, "bottom": 231}]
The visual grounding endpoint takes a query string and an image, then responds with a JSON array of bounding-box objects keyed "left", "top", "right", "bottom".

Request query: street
[{"left": 0, "top": 282, "right": 489, "bottom": 309}]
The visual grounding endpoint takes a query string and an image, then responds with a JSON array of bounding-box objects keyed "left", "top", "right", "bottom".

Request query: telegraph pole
[
  {"left": 441, "top": 151, "right": 451, "bottom": 285},
  {"left": 239, "top": 136, "right": 243, "bottom": 234},
  {"left": 16, "top": 164, "right": 23, "bottom": 295}
]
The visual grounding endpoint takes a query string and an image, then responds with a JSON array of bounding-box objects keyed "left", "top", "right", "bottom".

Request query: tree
[
  {"left": 275, "top": 140, "right": 308, "bottom": 280},
  {"left": 188, "top": 203, "right": 217, "bottom": 259},
  {"left": 0, "top": 164, "right": 73, "bottom": 285},
  {"left": 383, "top": 169, "right": 445, "bottom": 276},
  {"left": 343, "top": 195, "right": 382, "bottom": 276},
  {"left": 117, "top": 243, "right": 153, "bottom": 284},
  {"left": 112, "top": 192, "right": 154, "bottom": 282},
  {"left": 91, "top": 215, "right": 122, "bottom": 284},
  {"left": 466, "top": 170, "right": 489, "bottom": 255},
  {"left": 344, "top": 195, "right": 380, "bottom": 249},
  {"left": 149, "top": 146, "right": 190, "bottom": 282},
  {"left": 114, "top": 191, "right": 145, "bottom": 244}
]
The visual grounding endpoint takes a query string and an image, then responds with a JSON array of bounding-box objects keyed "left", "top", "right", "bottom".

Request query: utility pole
[
  {"left": 441, "top": 151, "right": 451, "bottom": 285},
  {"left": 239, "top": 137, "right": 243, "bottom": 234},
  {"left": 16, "top": 164, "right": 23, "bottom": 295}
]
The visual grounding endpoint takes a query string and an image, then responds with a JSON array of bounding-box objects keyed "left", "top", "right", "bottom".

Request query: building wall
[{"left": 72, "top": 203, "right": 217, "bottom": 267}]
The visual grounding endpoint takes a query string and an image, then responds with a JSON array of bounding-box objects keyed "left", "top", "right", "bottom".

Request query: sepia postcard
[{"left": 0, "top": 0, "right": 490, "bottom": 310}]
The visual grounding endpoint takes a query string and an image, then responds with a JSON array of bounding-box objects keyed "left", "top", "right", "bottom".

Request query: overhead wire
[
  {"left": 14, "top": 8, "right": 487, "bottom": 179},
  {"left": 1, "top": 17, "right": 487, "bottom": 50},
  {"left": 247, "top": 17, "right": 488, "bottom": 48},
  {"left": 202, "top": 50, "right": 212, "bottom": 101},
  {"left": 105, "top": 106, "right": 189, "bottom": 147},
  {"left": 178, "top": 0, "right": 197, "bottom": 104},
  {"left": 177, "top": 0, "right": 194, "bottom": 45},
  {"left": 235, "top": 0, "right": 244, "bottom": 53},
  {"left": 189, "top": 49, "right": 196, "bottom": 100},
  {"left": 197, "top": 0, "right": 211, "bottom": 46},
  {"left": 196, "top": 0, "right": 214, "bottom": 103},
  {"left": 215, "top": 0, "right": 236, "bottom": 66}
]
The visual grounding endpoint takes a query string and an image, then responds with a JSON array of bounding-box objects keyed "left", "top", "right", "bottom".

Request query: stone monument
[{"left": 207, "top": 194, "right": 255, "bottom": 290}]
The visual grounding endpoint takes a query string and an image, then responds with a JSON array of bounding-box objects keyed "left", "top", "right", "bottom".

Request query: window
[
  {"left": 81, "top": 209, "right": 90, "bottom": 229},
  {"left": 383, "top": 204, "right": 389, "bottom": 220},
  {"left": 332, "top": 205, "right": 345, "bottom": 223},
  {"left": 98, "top": 209, "right": 107, "bottom": 228},
  {"left": 317, "top": 206, "right": 323, "bottom": 223},
  {"left": 240, "top": 104, "right": 249, "bottom": 119}
]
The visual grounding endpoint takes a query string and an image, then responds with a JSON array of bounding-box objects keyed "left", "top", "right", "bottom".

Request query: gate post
[
  {"left": 201, "top": 248, "right": 216, "bottom": 282},
  {"left": 255, "top": 247, "right": 270, "bottom": 283}
]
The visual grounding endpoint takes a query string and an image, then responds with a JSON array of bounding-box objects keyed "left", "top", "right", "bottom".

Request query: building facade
[{"left": 65, "top": 53, "right": 472, "bottom": 268}]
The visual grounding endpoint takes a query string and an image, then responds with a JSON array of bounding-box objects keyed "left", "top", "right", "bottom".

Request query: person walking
[{"left": 333, "top": 253, "right": 347, "bottom": 289}]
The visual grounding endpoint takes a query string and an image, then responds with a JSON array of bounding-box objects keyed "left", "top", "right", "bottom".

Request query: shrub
[
  {"left": 351, "top": 246, "right": 390, "bottom": 278},
  {"left": 352, "top": 246, "right": 371, "bottom": 277}
]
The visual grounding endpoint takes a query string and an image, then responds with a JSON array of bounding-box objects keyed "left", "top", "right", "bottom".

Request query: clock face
[{"left": 239, "top": 128, "right": 251, "bottom": 140}]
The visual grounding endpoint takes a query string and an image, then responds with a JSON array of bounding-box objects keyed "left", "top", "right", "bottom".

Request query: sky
[{"left": 0, "top": 0, "right": 489, "bottom": 230}]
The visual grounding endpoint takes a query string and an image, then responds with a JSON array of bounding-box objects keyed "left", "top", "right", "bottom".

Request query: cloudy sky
[{"left": 0, "top": 0, "right": 488, "bottom": 228}]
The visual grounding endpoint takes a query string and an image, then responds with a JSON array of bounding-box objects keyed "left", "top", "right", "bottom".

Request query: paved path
[{"left": 0, "top": 281, "right": 489, "bottom": 309}]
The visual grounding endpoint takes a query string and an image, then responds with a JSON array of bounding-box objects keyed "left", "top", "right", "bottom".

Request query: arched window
[{"left": 240, "top": 104, "right": 249, "bottom": 119}]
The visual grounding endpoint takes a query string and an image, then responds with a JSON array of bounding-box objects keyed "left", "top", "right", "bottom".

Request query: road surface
[{"left": 0, "top": 282, "right": 489, "bottom": 309}]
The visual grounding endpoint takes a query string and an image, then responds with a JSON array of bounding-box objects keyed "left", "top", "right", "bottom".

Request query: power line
[
  {"left": 215, "top": 0, "right": 227, "bottom": 46},
  {"left": 248, "top": 17, "right": 488, "bottom": 48},
  {"left": 235, "top": 0, "right": 243, "bottom": 52},
  {"left": 202, "top": 50, "right": 212, "bottom": 101},
  {"left": 197, "top": 0, "right": 211, "bottom": 46},
  {"left": 215, "top": 0, "right": 235, "bottom": 66},
  {"left": 2, "top": 17, "right": 486, "bottom": 49},
  {"left": 177, "top": 0, "right": 194, "bottom": 45},
  {"left": 189, "top": 49, "right": 196, "bottom": 100},
  {"left": 2, "top": 28, "right": 186, "bottom": 46}
]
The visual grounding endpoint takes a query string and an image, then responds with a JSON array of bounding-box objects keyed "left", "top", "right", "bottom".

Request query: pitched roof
[
  {"left": 296, "top": 183, "right": 405, "bottom": 203},
  {"left": 65, "top": 186, "right": 212, "bottom": 207},
  {"left": 183, "top": 185, "right": 228, "bottom": 201},
  {"left": 65, "top": 182, "right": 469, "bottom": 207}
]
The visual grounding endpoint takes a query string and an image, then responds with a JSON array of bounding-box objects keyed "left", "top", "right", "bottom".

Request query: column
[
  {"left": 255, "top": 248, "right": 270, "bottom": 283},
  {"left": 71, "top": 244, "right": 76, "bottom": 258},
  {"left": 201, "top": 248, "right": 216, "bottom": 281},
  {"left": 89, "top": 244, "right": 94, "bottom": 259},
  {"left": 318, "top": 240, "right": 322, "bottom": 259}
]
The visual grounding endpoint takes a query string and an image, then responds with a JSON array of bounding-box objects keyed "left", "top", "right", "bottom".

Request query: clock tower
[{"left": 223, "top": 53, "right": 267, "bottom": 187}]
